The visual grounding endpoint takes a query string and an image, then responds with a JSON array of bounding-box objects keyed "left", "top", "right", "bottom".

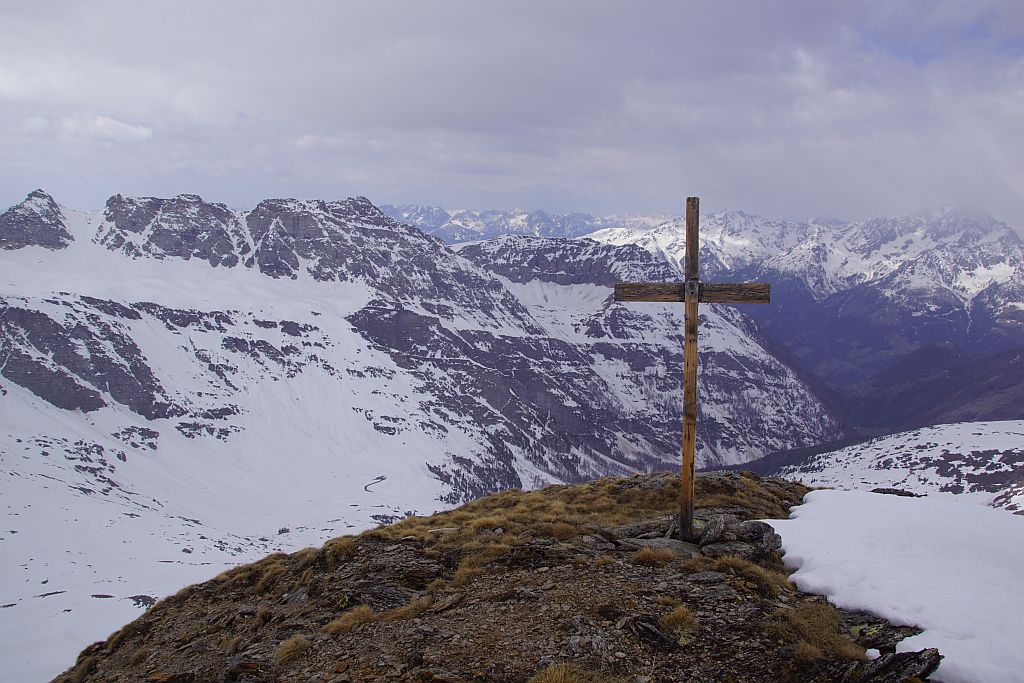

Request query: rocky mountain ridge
[
  {"left": 52, "top": 472, "right": 943, "bottom": 683},
  {"left": 380, "top": 204, "right": 669, "bottom": 244},
  {"left": 763, "top": 420, "right": 1024, "bottom": 515},
  {"left": 0, "top": 188, "right": 75, "bottom": 250}
]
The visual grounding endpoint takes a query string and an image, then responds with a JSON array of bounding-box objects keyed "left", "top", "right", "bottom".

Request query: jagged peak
[
  {"left": 855, "top": 206, "right": 1008, "bottom": 239},
  {"left": 0, "top": 188, "right": 73, "bottom": 250},
  {"left": 26, "top": 188, "right": 58, "bottom": 203}
]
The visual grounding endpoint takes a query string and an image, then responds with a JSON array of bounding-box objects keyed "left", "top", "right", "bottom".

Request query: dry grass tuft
[
  {"left": 273, "top": 634, "right": 310, "bottom": 666},
  {"left": 450, "top": 543, "right": 511, "bottom": 586},
  {"left": 377, "top": 595, "right": 434, "bottom": 621},
  {"left": 787, "top": 603, "right": 866, "bottom": 662},
  {"left": 761, "top": 619, "right": 794, "bottom": 643},
  {"left": 657, "top": 595, "right": 681, "bottom": 607},
  {"left": 452, "top": 564, "right": 485, "bottom": 586},
  {"left": 70, "top": 656, "right": 97, "bottom": 683},
  {"left": 528, "top": 662, "right": 618, "bottom": 683},
  {"left": 537, "top": 521, "right": 580, "bottom": 540},
  {"left": 254, "top": 561, "right": 286, "bottom": 593},
  {"left": 631, "top": 547, "right": 677, "bottom": 567},
  {"left": 680, "top": 555, "right": 717, "bottom": 572},
  {"left": 220, "top": 635, "right": 243, "bottom": 655},
  {"left": 127, "top": 647, "right": 149, "bottom": 666},
  {"left": 715, "top": 555, "right": 793, "bottom": 597},
  {"left": 105, "top": 622, "right": 137, "bottom": 651},
  {"left": 682, "top": 554, "right": 792, "bottom": 597},
  {"left": 377, "top": 475, "right": 686, "bottom": 551},
  {"left": 595, "top": 555, "right": 615, "bottom": 568},
  {"left": 324, "top": 537, "right": 359, "bottom": 566},
  {"left": 694, "top": 474, "right": 803, "bottom": 518},
  {"left": 794, "top": 640, "right": 824, "bottom": 662},
  {"left": 659, "top": 605, "right": 698, "bottom": 642},
  {"left": 292, "top": 546, "right": 318, "bottom": 568},
  {"left": 763, "top": 602, "right": 865, "bottom": 663},
  {"left": 324, "top": 605, "right": 376, "bottom": 634}
]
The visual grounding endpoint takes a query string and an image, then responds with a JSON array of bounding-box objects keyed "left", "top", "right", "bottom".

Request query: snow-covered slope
[
  {"left": 0, "top": 190, "right": 841, "bottom": 680},
  {"left": 591, "top": 207, "right": 1022, "bottom": 302},
  {"left": 770, "top": 421, "right": 1024, "bottom": 514},
  {"left": 460, "top": 236, "right": 842, "bottom": 465},
  {"left": 588, "top": 210, "right": 830, "bottom": 279}
]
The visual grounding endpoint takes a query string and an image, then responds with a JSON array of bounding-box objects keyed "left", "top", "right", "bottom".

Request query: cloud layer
[{"left": 1, "top": 1, "right": 1022, "bottom": 227}]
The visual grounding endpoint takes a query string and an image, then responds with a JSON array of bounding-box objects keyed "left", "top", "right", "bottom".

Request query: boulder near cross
[{"left": 614, "top": 197, "right": 771, "bottom": 542}]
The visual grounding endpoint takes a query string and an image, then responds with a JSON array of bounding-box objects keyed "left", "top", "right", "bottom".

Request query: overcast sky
[{"left": 2, "top": 1, "right": 1023, "bottom": 227}]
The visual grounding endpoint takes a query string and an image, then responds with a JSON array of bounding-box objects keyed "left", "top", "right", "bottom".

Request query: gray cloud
[{"left": 1, "top": 0, "right": 1022, "bottom": 228}]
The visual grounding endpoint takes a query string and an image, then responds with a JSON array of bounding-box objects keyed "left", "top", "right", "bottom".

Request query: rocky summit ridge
[{"left": 53, "top": 472, "right": 942, "bottom": 683}]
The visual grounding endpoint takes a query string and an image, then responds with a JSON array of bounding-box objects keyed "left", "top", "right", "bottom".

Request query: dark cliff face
[
  {"left": 0, "top": 189, "right": 74, "bottom": 250},
  {"left": 241, "top": 198, "right": 538, "bottom": 332},
  {"left": 0, "top": 297, "right": 186, "bottom": 419},
  {"left": 460, "top": 236, "right": 676, "bottom": 286},
  {"left": 838, "top": 344, "right": 1024, "bottom": 430},
  {"left": 456, "top": 235, "right": 845, "bottom": 469},
  {"left": 98, "top": 193, "right": 249, "bottom": 267}
]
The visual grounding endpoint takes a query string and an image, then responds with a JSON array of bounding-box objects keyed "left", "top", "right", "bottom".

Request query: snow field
[{"left": 769, "top": 490, "right": 1024, "bottom": 683}]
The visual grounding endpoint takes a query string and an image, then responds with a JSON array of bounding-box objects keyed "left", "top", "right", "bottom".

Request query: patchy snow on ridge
[
  {"left": 769, "top": 490, "right": 1024, "bottom": 683},
  {"left": 772, "top": 421, "right": 1024, "bottom": 514}
]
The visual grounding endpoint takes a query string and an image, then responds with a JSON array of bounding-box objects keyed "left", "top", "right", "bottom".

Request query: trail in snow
[{"left": 364, "top": 475, "right": 388, "bottom": 492}]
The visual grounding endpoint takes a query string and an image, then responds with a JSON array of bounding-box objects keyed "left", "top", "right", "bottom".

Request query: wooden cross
[{"left": 614, "top": 197, "right": 770, "bottom": 542}]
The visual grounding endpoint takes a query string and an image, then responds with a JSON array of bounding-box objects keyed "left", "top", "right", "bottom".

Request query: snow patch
[{"left": 769, "top": 490, "right": 1024, "bottom": 683}]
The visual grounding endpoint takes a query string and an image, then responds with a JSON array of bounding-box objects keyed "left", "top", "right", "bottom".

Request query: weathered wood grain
[
  {"left": 680, "top": 283, "right": 700, "bottom": 542},
  {"left": 614, "top": 282, "right": 685, "bottom": 302},
  {"left": 699, "top": 282, "right": 770, "bottom": 304},
  {"left": 615, "top": 282, "right": 771, "bottom": 304},
  {"left": 685, "top": 197, "right": 699, "bottom": 280},
  {"left": 678, "top": 197, "right": 702, "bottom": 541}
]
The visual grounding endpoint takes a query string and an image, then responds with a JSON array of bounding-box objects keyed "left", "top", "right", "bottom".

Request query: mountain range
[
  {"left": 389, "top": 202, "right": 1024, "bottom": 433},
  {"left": 1, "top": 190, "right": 839, "bottom": 680},
  {"left": 3, "top": 190, "right": 1023, "bottom": 679},
  {"left": 585, "top": 207, "right": 1024, "bottom": 392},
  {"left": 379, "top": 204, "right": 669, "bottom": 244}
]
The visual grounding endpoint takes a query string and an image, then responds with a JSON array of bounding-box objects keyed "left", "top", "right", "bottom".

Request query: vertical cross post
[
  {"left": 680, "top": 197, "right": 700, "bottom": 542},
  {"left": 613, "top": 195, "right": 770, "bottom": 543}
]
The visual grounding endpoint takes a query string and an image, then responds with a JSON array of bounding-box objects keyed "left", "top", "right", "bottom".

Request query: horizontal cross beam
[{"left": 614, "top": 282, "right": 770, "bottom": 304}]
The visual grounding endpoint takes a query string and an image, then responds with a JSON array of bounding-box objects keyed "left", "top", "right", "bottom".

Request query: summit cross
[{"left": 614, "top": 196, "right": 771, "bottom": 543}]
